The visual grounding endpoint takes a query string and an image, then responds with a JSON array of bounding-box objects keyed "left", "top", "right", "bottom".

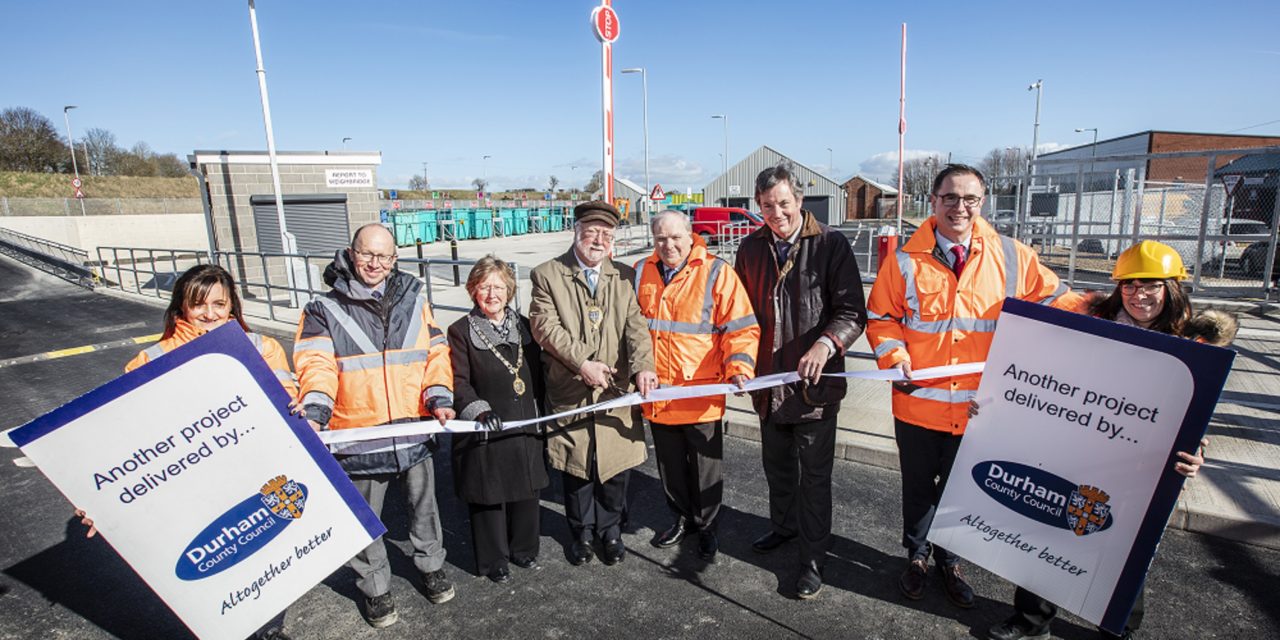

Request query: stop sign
[{"left": 591, "top": 4, "right": 620, "bottom": 43}]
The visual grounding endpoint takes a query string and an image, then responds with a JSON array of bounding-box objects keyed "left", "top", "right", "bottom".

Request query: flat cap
[{"left": 573, "top": 200, "right": 621, "bottom": 227}]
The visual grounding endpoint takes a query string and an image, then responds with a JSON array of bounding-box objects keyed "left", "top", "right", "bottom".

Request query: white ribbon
[{"left": 316, "top": 362, "right": 985, "bottom": 448}]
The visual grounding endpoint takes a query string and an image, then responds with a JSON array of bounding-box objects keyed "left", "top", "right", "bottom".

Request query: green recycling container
[
  {"left": 471, "top": 209, "right": 493, "bottom": 239},
  {"left": 416, "top": 211, "right": 438, "bottom": 243}
]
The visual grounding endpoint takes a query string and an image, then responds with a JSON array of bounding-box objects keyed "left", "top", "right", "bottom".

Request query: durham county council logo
[
  {"left": 174, "top": 475, "right": 309, "bottom": 581},
  {"left": 972, "top": 461, "right": 1113, "bottom": 536}
]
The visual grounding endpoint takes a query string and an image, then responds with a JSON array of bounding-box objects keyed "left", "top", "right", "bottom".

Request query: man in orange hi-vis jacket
[
  {"left": 294, "top": 224, "right": 456, "bottom": 630},
  {"left": 866, "top": 164, "right": 1082, "bottom": 611},
  {"left": 633, "top": 210, "right": 760, "bottom": 564}
]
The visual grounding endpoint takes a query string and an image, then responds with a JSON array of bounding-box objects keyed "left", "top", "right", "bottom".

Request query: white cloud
[
  {"left": 1036, "top": 141, "right": 1068, "bottom": 154},
  {"left": 617, "top": 154, "right": 707, "bottom": 191},
  {"left": 859, "top": 149, "right": 946, "bottom": 181}
]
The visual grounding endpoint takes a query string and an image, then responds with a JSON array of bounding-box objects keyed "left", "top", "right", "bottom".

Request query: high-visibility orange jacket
[
  {"left": 866, "top": 217, "right": 1082, "bottom": 434},
  {"left": 125, "top": 318, "right": 298, "bottom": 401},
  {"left": 294, "top": 254, "right": 452, "bottom": 443},
  {"left": 633, "top": 243, "right": 760, "bottom": 425}
]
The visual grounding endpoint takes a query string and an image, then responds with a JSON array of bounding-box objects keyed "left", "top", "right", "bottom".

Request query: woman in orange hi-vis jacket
[
  {"left": 633, "top": 215, "right": 759, "bottom": 563},
  {"left": 77, "top": 263, "right": 298, "bottom": 640}
]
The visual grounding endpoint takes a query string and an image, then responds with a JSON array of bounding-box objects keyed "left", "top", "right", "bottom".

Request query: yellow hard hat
[{"left": 1112, "top": 240, "right": 1187, "bottom": 281}]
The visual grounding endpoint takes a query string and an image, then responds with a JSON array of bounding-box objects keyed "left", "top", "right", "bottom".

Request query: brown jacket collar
[{"left": 748, "top": 209, "right": 823, "bottom": 243}]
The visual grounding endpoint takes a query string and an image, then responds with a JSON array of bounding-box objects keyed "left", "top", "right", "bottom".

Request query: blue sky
[{"left": 5, "top": 1, "right": 1278, "bottom": 192}]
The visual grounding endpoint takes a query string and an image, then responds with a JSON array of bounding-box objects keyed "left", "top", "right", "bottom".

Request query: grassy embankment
[{"left": 0, "top": 171, "right": 200, "bottom": 198}]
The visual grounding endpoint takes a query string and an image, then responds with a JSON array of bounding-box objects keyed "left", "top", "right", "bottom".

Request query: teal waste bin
[
  {"left": 511, "top": 209, "right": 528, "bottom": 235},
  {"left": 549, "top": 207, "right": 565, "bottom": 231},
  {"left": 500, "top": 209, "right": 517, "bottom": 236},
  {"left": 453, "top": 210, "right": 472, "bottom": 240},
  {"left": 391, "top": 211, "right": 418, "bottom": 246},
  {"left": 471, "top": 209, "right": 493, "bottom": 239},
  {"left": 416, "top": 211, "right": 438, "bottom": 243}
]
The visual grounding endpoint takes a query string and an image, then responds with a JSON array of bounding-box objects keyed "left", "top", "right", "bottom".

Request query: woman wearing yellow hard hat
[{"left": 989, "top": 239, "right": 1229, "bottom": 640}]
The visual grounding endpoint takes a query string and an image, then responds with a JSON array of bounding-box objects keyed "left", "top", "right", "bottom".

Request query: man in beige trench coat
[{"left": 529, "top": 200, "right": 658, "bottom": 567}]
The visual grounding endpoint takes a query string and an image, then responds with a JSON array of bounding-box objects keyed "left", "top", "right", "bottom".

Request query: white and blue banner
[
  {"left": 7, "top": 324, "right": 385, "bottom": 640},
  {"left": 928, "top": 298, "right": 1234, "bottom": 635}
]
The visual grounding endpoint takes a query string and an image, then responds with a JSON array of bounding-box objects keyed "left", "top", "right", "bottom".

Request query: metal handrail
[{"left": 0, "top": 226, "right": 96, "bottom": 288}]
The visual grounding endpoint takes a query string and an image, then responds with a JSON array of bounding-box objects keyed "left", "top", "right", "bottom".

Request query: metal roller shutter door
[{"left": 251, "top": 194, "right": 351, "bottom": 255}]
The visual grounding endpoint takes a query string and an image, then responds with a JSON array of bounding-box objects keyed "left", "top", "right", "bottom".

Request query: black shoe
[
  {"left": 937, "top": 563, "right": 975, "bottom": 608},
  {"left": 568, "top": 540, "right": 594, "bottom": 566},
  {"left": 487, "top": 567, "right": 512, "bottom": 584},
  {"left": 511, "top": 556, "right": 539, "bottom": 569},
  {"left": 988, "top": 618, "right": 1050, "bottom": 640},
  {"left": 697, "top": 530, "right": 718, "bottom": 562},
  {"left": 651, "top": 519, "right": 688, "bottom": 548},
  {"left": 423, "top": 568, "right": 456, "bottom": 604},
  {"left": 751, "top": 530, "right": 796, "bottom": 554},
  {"left": 796, "top": 561, "right": 824, "bottom": 599},
  {"left": 362, "top": 593, "right": 398, "bottom": 629},
  {"left": 899, "top": 558, "right": 928, "bottom": 600},
  {"left": 602, "top": 538, "right": 626, "bottom": 565}
]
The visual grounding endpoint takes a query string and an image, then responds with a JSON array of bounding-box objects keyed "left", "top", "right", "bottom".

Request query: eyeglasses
[
  {"left": 476, "top": 284, "right": 508, "bottom": 295},
  {"left": 579, "top": 228, "right": 616, "bottom": 242},
  {"left": 1120, "top": 281, "right": 1165, "bottom": 296},
  {"left": 353, "top": 250, "right": 397, "bottom": 266},
  {"left": 936, "top": 193, "right": 983, "bottom": 209}
]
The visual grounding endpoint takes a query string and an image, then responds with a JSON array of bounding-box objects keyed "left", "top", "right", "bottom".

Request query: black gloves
[{"left": 476, "top": 411, "right": 503, "bottom": 433}]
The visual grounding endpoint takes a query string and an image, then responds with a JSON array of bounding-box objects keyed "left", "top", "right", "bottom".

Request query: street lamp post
[
  {"left": 342, "top": 136, "right": 352, "bottom": 150},
  {"left": 1023, "top": 79, "right": 1043, "bottom": 226},
  {"left": 711, "top": 114, "right": 728, "bottom": 176},
  {"left": 1075, "top": 127, "right": 1098, "bottom": 185},
  {"left": 482, "top": 155, "right": 492, "bottom": 192},
  {"left": 62, "top": 105, "right": 86, "bottom": 215},
  {"left": 621, "top": 67, "right": 649, "bottom": 221}
]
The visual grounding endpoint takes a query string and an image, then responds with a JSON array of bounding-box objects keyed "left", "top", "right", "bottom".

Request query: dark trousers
[
  {"left": 563, "top": 466, "right": 630, "bottom": 542},
  {"left": 894, "top": 419, "right": 962, "bottom": 567},
  {"left": 760, "top": 413, "right": 837, "bottom": 564},
  {"left": 468, "top": 497, "right": 541, "bottom": 576},
  {"left": 348, "top": 460, "right": 446, "bottom": 598},
  {"left": 651, "top": 420, "right": 723, "bottom": 530},
  {"left": 1013, "top": 586, "right": 1146, "bottom": 637}
]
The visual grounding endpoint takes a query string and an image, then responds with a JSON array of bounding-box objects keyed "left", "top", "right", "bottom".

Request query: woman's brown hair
[{"left": 163, "top": 265, "right": 251, "bottom": 339}]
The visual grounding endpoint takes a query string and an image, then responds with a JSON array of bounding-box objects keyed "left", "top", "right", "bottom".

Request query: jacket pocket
[{"left": 914, "top": 269, "right": 953, "bottom": 319}]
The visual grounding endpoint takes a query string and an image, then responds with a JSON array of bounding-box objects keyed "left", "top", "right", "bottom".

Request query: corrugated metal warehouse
[
  {"left": 1033, "top": 130, "right": 1280, "bottom": 186},
  {"left": 703, "top": 145, "right": 846, "bottom": 225}
]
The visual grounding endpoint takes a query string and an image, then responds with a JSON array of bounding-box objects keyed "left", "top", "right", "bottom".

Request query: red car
[{"left": 688, "top": 207, "right": 764, "bottom": 244}]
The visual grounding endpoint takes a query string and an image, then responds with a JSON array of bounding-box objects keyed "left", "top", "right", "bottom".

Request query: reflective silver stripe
[
  {"left": 275, "top": 369, "right": 297, "bottom": 384},
  {"left": 726, "top": 352, "right": 756, "bottom": 368},
  {"left": 718, "top": 313, "right": 758, "bottom": 334},
  {"left": 336, "top": 352, "right": 385, "bottom": 372},
  {"left": 896, "top": 249, "right": 921, "bottom": 319},
  {"left": 1039, "top": 281, "right": 1069, "bottom": 305},
  {"left": 904, "top": 316, "right": 998, "bottom": 334},
  {"left": 633, "top": 258, "right": 646, "bottom": 291},
  {"left": 142, "top": 343, "right": 167, "bottom": 361},
  {"left": 247, "top": 333, "right": 264, "bottom": 352},
  {"left": 701, "top": 258, "right": 725, "bottom": 324},
  {"left": 302, "top": 391, "right": 334, "bottom": 409},
  {"left": 867, "top": 310, "right": 890, "bottom": 321},
  {"left": 293, "top": 337, "right": 334, "bottom": 355},
  {"left": 648, "top": 318, "right": 715, "bottom": 335},
  {"left": 429, "top": 334, "right": 448, "bottom": 348},
  {"left": 425, "top": 384, "right": 453, "bottom": 403},
  {"left": 874, "top": 339, "right": 906, "bottom": 358},
  {"left": 401, "top": 294, "right": 428, "bottom": 351},
  {"left": 315, "top": 297, "right": 379, "bottom": 354},
  {"left": 1001, "top": 236, "right": 1020, "bottom": 299},
  {"left": 908, "top": 387, "right": 976, "bottom": 404},
  {"left": 387, "top": 349, "right": 429, "bottom": 366}
]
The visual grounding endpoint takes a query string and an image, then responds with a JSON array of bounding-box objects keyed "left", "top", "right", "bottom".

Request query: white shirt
[{"left": 934, "top": 229, "right": 972, "bottom": 270}]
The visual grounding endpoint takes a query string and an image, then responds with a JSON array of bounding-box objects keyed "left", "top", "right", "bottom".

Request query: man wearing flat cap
[{"left": 529, "top": 201, "right": 658, "bottom": 567}]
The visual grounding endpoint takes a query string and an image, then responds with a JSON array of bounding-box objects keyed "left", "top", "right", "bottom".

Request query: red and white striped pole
[
  {"left": 592, "top": 1, "right": 620, "bottom": 205},
  {"left": 896, "top": 22, "right": 907, "bottom": 237}
]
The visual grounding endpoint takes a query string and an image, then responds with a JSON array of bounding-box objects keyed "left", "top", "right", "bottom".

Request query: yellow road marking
[{"left": 0, "top": 333, "right": 162, "bottom": 368}]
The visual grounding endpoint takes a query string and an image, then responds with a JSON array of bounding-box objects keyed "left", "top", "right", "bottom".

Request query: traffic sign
[
  {"left": 74, "top": 188, "right": 85, "bottom": 199},
  {"left": 72, "top": 177, "right": 83, "bottom": 189},
  {"left": 591, "top": 3, "right": 620, "bottom": 43},
  {"left": 1221, "top": 174, "right": 1243, "bottom": 197},
  {"left": 649, "top": 184, "right": 665, "bottom": 201},
  {"left": 391, "top": 201, "right": 402, "bottom": 210}
]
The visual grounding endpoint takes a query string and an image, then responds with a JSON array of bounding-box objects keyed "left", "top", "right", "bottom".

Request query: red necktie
[{"left": 950, "top": 245, "right": 967, "bottom": 277}]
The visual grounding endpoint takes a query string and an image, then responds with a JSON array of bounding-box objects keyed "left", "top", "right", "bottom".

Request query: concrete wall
[{"left": 0, "top": 214, "right": 206, "bottom": 258}]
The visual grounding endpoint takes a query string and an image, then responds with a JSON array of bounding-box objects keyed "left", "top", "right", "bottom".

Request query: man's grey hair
[
  {"left": 649, "top": 209, "right": 692, "bottom": 234},
  {"left": 754, "top": 162, "right": 805, "bottom": 200}
]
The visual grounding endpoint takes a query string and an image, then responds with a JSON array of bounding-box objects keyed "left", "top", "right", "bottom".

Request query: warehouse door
[{"left": 250, "top": 193, "right": 351, "bottom": 255}]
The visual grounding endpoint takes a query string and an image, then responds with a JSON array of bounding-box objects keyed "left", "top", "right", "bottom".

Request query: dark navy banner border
[
  {"left": 1000, "top": 298, "right": 1234, "bottom": 635},
  {"left": 10, "top": 323, "right": 387, "bottom": 541}
]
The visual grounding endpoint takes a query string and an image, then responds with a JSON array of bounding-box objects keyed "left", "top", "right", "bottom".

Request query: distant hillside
[{"left": 0, "top": 171, "right": 199, "bottom": 198}]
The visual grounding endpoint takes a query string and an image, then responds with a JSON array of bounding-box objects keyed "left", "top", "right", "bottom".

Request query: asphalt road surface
[{"left": 1, "top": 255, "right": 1276, "bottom": 639}]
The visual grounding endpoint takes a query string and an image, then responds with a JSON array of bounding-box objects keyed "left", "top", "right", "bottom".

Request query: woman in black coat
[{"left": 448, "top": 255, "right": 548, "bottom": 584}]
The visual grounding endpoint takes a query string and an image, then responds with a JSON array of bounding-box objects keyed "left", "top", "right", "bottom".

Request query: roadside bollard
[
  {"left": 451, "top": 239, "right": 460, "bottom": 285},
  {"left": 416, "top": 240, "right": 426, "bottom": 279}
]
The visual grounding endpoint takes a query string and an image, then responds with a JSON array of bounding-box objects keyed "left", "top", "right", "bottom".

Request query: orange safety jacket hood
[
  {"left": 126, "top": 318, "right": 298, "bottom": 401},
  {"left": 865, "top": 217, "right": 1080, "bottom": 434},
  {"left": 634, "top": 242, "right": 759, "bottom": 424}
]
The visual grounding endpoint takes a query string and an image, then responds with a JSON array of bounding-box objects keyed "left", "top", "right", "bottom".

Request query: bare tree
[
  {"left": 583, "top": 169, "right": 603, "bottom": 195},
  {"left": 892, "top": 154, "right": 943, "bottom": 199},
  {"left": 978, "top": 146, "right": 1030, "bottom": 180},
  {"left": 408, "top": 174, "right": 429, "bottom": 191},
  {"left": 0, "top": 107, "right": 65, "bottom": 172},
  {"left": 471, "top": 177, "right": 489, "bottom": 194},
  {"left": 83, "top": 127, "right": 119, "bottom": 176},
  {"left": 548, "top": 175, "right": 559, "bottom": 192}
]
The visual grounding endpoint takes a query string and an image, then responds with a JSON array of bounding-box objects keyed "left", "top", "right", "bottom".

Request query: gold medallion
[
  {"left": 587, "top": 304, "right": 603, "bottom": 329},
  {"left": 513, "top": 377, "right": 526, "bottom": 396}
]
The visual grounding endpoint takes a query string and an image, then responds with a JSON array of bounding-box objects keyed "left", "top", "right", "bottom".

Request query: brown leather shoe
[
  {"left": 937, "top": 563, "right": 975, "bottom": 608},
  {"left": 899, "top": 558, "right": 928, "bottom": 600}
]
